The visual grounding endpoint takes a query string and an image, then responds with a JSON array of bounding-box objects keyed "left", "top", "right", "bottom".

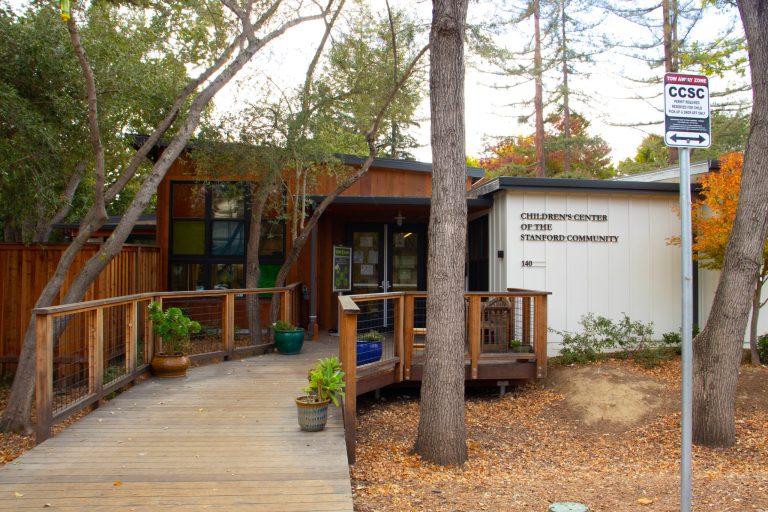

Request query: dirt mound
[{"left": 545, "top": 363, "right": 676, "bottom": 433}]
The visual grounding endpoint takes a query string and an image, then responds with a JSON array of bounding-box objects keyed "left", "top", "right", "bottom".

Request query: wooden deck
[{"left": 0, "top": 339, "right": 353, "bottom": 511}]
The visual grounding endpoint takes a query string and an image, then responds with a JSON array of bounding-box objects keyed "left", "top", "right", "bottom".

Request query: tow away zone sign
[{"left": 664, "top": 73, "right": 711, "bottom": 148}]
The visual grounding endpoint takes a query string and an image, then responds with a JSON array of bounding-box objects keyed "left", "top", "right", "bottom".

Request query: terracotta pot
[{"left": 151, "top": 353, "right": 190, "bottom": 378}]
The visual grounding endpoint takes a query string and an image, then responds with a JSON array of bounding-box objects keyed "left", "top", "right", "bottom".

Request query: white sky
[{"left": 215, "top": 1, "right": 748, "bottom": 166}]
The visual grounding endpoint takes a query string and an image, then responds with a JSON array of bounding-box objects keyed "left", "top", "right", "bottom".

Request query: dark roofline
[
  {"left": 337, "top": 154, "right": 484, "bottom": 178},
  {"left": 309, "top": 195, "right": 492, "bottom": 208},
  {"left": 56, "top": 213, "right": 157, "bottom": 231},
  {"left": 129, "top": 134, "right": 484, "bottom": 178},
  {"left": 473, "top": 176, "right": 698, "bottom": 197}
]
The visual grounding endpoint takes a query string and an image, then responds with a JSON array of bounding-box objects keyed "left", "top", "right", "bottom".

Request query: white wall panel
[{"left": 499, "top": 189, "right": 681, "bottom": 355}]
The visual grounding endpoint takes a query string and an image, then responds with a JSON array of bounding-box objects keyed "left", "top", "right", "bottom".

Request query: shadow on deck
[{"left": 0, "top": 339, "right": 353, "bottom": 511}]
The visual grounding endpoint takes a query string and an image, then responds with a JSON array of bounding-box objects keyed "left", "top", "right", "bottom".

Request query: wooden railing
[
  {"left": 34, "top": 284, "right": 300, "bottom": 444},
  {"left": 339, "top": 289, "right": 550, "bottom": 463}
]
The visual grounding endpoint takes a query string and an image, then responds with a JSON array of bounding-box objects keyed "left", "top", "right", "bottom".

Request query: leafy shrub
[
  {"left": 758, "top": 334, "right": 768, "bottom": 365},
  {"left": 148, "top": 302, "right": 201, "bottom": 355},
  {"left": 552, "top": 313, "right": 657, "bottom": 365},
  {"left": 358, "top": 329, "right": 385, "bottom": 342},
  {"left": 272, "top": 320, "right": 301, "bottom": 332}
]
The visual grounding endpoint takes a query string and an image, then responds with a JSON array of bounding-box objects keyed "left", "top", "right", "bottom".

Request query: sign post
[{"left": 664, "top": 72, "right": 710, "bottom": 512}]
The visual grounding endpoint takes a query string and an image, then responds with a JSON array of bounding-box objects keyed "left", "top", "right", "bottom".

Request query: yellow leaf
[
  {"left": 113, "top": 481, "right": 123, "bottom": 487},
  {"left": 637, "top": 497, "right": 654, "bottom": 505},
  {"left": 13, "top": 492, "right": 23, "bottom": 498}
]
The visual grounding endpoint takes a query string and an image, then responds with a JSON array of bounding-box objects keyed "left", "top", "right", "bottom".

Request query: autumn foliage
[{"left": 691, "top": 152, "right": 768, "bottom": 270}]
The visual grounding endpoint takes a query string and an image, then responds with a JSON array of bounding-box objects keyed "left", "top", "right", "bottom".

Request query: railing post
[
  {"left": 534, "top": 295, "right": 548, "bottom": 378},
  {"left": 338, "top": 297, "right": 359, "bottom": 465},
  {"left": 281, "top": 290, "right": 292, "bottom": 324},
  {"left": 403, "top": 294, "right": 414, "bottom": 380},
  {"left": 89, "top": 308, "right": 104, "bottom": 402},
  {"left": 468, "top": 295, "right": 481, "bottom": 380},
  {"left": 125, "top": 301, "right": 137, "bottom": 375},
  {"left": 152, "top": 297, "right": 163, "bottom": 358},
  {"left": 394, "top": 294, "right": 404, "bottom": 382},
  {"left": 35, "top": 313, "right": 53, "bottom": 444},
  {"left": 224, "top": 293, "right": 235, "bottom": 359}
]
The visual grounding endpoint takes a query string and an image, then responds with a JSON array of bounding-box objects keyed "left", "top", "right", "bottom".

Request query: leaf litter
[{"left": 351, "top": 359, "right": 768, "bottom": 512}]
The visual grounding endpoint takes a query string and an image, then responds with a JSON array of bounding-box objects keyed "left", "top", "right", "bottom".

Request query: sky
[{"left": 214, "top": 0, "right": 748, "bottom": 167}]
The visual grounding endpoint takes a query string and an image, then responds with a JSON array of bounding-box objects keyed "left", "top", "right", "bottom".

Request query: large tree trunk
[
  {"left": 246, "top": 185, "right": 269, "bottom": 344},
  {"left": 693, "top": 0, "right": 768, "bottom": 447},
  {"left": 560, "top": 0, "right": 571, "bottom": 176},
  {"left": 413, "top": 0, "right": 469, "bottom": 466},
  {"left": 533, "top": 0, "right": 545, "bottom": 177}
]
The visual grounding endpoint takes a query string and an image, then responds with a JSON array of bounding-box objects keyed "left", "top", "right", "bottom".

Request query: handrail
[
  {"left": 33, "top": 285, "right": 300, "bottom": 316},
  {"left": 35, "top": 284, "right": 302, "bottom": 444}
]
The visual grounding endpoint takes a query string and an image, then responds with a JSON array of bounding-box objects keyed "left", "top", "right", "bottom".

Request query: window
[{"left": 169, "top": 182, "right": 284, "bottom": 291}]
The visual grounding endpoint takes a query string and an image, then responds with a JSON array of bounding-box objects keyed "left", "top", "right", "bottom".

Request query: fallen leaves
[{"left": 351, "top": 361, "right": 768, "bottom": 512}]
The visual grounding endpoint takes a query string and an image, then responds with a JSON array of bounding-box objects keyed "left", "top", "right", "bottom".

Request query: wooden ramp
[{"left": 0, "top": 340, "right": 353, "bottom": 511}]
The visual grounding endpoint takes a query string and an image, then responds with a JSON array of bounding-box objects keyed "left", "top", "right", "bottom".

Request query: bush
[
  {"left": 148, "top": 302, "right": 201, "bottom": 355},
  {"left": 552, "top": 313, "right": 658, "bottom": 365},
  {"left": 758, "top": 334, "right": 768, "bottom": 364}
]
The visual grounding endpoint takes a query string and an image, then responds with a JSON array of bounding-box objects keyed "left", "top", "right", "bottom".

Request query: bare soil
[{"left": 351, "top": 359, "right": 768, "bottom": 512}]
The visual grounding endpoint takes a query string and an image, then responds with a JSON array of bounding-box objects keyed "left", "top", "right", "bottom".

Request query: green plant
[
  {"left": 509, "top": 338, "right": 522, "bottom": 350},
  {"left": 358, "top": 330, "right": 384, "bottom": 342},
  {"left": 303, "top": 356, "right": 346, "bottom": 406},
  {"left": 552, "top": 313, "right": 656, "bottom": 365},
  {"left": 148, "top": 302, "right": 201, "bottom": 355},
  {"left": 758, "top": 334, "right": 768, "bottom": 364},
  {"left": 272, "top": 320, "right": 301, "bottom": 332}
]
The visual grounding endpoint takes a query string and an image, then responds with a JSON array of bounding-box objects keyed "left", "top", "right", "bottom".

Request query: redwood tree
[
  {"left": 413, "top": 0, "right": 469, "bottom": 466},
  {"left": 692, "top": 0, "right": 768, "bottom": 447}
]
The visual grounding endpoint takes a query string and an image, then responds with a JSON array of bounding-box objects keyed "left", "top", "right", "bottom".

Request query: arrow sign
[{"left": 664, "top": 73, "right": 711, "bottom": 149}]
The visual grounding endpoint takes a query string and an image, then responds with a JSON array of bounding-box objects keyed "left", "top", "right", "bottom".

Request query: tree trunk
[
  {"left": 693, "top": 0, "right": 768, "bottom": 447},
  {"left": 413, "top": 0, "right": 469, "bottom": 466},
  {"left": 533, "top": 0, "right": 545, "bottom": 177},
  {"left": 246, "top": 184, "right": 268, "bottom": 345},
  {"left": 560, "top": 0, "right": 571, "bottom": 176}
]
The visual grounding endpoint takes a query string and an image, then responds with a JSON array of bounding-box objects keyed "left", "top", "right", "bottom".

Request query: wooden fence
[
  {"left": 33, "top": 284, "right": 300, "bottom": 443},
  {"left": 0, "top": 244, "right": 161, "bottom": 375},
  {"left": 338, "top": 289, "right": 550, "bottom": 463}
]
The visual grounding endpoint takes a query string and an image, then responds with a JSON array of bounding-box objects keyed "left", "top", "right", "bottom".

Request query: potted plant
[
  {"left": 148, "top": 301, "right": 201, "bottom": 378},
  {"left": 296, "top": 357, "right": 345, "bottom": 432},
  {"left": 272, "top": 320, "right": 305, "bottom": 354},
  {"left": 357, "top": 329, "right": 384, "bottom": 365},
  {"left": 509, "top": 338, "right": 533, "bottom": 353}
]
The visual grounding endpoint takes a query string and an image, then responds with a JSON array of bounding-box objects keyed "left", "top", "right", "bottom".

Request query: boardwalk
[{"left": 0, "top": 340, "right": 353, "bottom": 511}]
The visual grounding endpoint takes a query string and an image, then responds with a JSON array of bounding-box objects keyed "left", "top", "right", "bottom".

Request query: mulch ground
[{"left": 350, "top": 359, "right": 768, "bottom": 512}]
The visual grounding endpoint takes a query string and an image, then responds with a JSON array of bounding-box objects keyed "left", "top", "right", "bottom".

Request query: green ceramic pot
[{"left": 274, "top": 328, "right": 305, "bottom": 354}]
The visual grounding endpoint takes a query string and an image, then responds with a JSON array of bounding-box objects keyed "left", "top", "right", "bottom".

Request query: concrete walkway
[{"left": 0, "top": 340, "right": 353, "bottom": 511}]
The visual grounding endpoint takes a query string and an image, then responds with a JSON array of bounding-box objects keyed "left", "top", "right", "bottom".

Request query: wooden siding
[{"left": 0, "top": 244, "right": 160, "bottom": 373}]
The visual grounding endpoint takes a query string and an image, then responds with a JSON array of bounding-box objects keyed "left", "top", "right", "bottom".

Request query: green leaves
[
  {"left": 147, "top": 301, "right": 201, "bottom": 355},
  {"left": 304, "top": 356, "right": 346, "bottom": 407}
]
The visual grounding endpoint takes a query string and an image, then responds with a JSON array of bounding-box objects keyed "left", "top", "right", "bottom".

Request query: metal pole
[
  {"left": 309, "top": 224, "right": 317, "bottom": 339},
  {"left": 679, "top": 147, "right": 693, "bottom": 512}
]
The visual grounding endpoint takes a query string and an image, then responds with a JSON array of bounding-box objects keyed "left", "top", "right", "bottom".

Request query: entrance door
[{"left": 349, "top": 224, "right": 425, "bottom": 295}]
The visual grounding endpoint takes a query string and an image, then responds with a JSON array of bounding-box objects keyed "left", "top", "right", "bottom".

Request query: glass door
[
  {"left": 389, "top": 227, "right": 424, "bottom": 292},
  {"left": 351, "top": 228, "right": 383, "bottom": 295}
]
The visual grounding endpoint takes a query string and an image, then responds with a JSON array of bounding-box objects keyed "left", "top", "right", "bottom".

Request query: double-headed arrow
[{"left": 671, "top": 133, "right": 705, "bottom": 144}]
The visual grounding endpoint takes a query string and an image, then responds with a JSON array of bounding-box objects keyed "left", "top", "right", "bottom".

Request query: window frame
[{"left": 168, "top": 180, "right": 286, "bottom": 291}]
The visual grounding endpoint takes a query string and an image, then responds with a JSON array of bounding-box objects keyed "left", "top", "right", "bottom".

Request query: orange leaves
[{"left": 688, "top": 152, "right": 764, "bottom": 271}]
